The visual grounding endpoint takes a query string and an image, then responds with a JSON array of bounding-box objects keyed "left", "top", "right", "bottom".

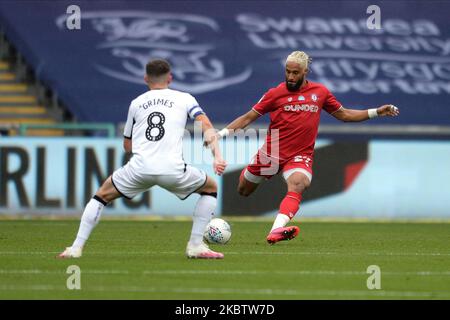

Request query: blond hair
[{"left": 285, "top": 51, "right": 311, "bottom": 69}]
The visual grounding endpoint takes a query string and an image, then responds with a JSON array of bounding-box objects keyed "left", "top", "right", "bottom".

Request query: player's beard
[{"left": 286, "top": 76, "right": 304, "bottom": 91}]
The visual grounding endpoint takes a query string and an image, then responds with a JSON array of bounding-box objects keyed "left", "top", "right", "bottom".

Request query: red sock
[{"left": 279, "top": 192, "right": 302, "bottom": 219}]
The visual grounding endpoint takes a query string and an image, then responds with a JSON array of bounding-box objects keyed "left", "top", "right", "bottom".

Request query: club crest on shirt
[{"left": 311, "top": 94, "right": 318, "bottom": 102}]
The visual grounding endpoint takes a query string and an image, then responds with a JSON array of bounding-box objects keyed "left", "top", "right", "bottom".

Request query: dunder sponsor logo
[{"left": 284, "top": 104, "right": 319, "bottom": 112}]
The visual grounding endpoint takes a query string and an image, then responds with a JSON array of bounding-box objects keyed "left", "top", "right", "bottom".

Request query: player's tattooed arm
[
  {"left": 207, "top": 109, "right": 262, "bottom": 145},
  {"left": 224, "top": 109, "right": 261, "bottom": 132}
]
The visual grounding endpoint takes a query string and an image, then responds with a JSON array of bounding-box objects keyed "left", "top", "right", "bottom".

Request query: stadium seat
[{"left": 0, "top": 59, "right": 64, "bottom": 136}]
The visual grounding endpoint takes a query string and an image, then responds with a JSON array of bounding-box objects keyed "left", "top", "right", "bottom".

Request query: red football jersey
[{"left": 252, "top": 81, "right": 342, "bottom": 160}]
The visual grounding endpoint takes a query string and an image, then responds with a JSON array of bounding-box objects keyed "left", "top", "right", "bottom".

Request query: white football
[{"left": 204, "top": 218, "right": 232, "bottom": 245}]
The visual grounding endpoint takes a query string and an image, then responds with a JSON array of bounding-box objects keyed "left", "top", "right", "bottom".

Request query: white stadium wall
[{"left": 0, "top": 137, "right": 449, "bottom": 218}]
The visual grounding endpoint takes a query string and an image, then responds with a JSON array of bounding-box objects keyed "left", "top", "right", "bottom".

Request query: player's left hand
[
  {"left": 377, "top": 104, "right": 400, "bottom": 117},
  {"left": 213, "top": 158, "right": 227, "bottom": 176}
]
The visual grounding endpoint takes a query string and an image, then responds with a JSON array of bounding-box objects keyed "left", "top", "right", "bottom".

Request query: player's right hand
[{"left": 213, "top": 158, "right": 227, "bottom": 176}]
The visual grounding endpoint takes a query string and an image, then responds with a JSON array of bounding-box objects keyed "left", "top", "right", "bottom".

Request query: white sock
[
  {"left": 189, "top": 195, "right": 216, "bottom": 246},
  {"left": 72, "top": 197, "right": 105, "bottom": 248},
  {"left": 270, "top": 213, "right": 291, "bottom": 232}
]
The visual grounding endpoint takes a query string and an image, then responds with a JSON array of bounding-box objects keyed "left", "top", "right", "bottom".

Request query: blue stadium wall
[
  {"left": 0, "top": 137, "right": 449, "bottom": 219},
  {"left": 0, "top": 1, "right": 449, "bottom": 125}
]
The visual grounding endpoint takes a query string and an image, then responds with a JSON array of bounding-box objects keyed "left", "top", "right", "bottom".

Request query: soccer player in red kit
[{"left": 208, "top": 51, "right": 400, "bottom": 244}]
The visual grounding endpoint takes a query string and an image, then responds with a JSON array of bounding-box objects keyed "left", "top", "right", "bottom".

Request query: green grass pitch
[{"left": 0, "top": 219, "right": 449, "bottom": 299}]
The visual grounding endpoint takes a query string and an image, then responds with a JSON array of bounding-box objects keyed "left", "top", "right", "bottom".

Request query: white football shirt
[{"left": 123, "top": 88, "right": 204, "bottom": 174}]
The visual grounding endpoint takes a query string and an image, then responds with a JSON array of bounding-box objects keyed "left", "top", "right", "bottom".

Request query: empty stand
[{"left": 0, "top": 58, "right": 64, "bottom": 136}]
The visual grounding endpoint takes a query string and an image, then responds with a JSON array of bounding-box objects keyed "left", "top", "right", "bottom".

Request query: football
[{"left": 204, "top": 218, "right": 232, "bottom": 245}]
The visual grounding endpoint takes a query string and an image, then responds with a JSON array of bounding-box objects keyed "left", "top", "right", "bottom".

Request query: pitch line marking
[
  {"left": 142, "top": 270, "right": 450, "bottom": 276},
  {"left": 0, "top": 284, "right": 449, "bottom": 298},
  {"left": 0, "top": 251, "right": 449, "bottom": 257},
  {"left": 0, "top": 269, "right": 129, "bottom": 275},
  {"left": 166, "top": 251, "right": 450, "bottom": 256},
  {"left": 0, "top": 269, "right": 448, "bottom": 276}
]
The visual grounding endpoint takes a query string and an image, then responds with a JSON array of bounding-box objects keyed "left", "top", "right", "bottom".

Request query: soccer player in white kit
[{"left": 58, "top": 59, "right": 227, "bottom": 259}]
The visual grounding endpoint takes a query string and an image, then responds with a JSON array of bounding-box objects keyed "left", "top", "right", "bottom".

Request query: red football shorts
[{"left": 244, "top": 151, "right": 313, "bottom": 184}]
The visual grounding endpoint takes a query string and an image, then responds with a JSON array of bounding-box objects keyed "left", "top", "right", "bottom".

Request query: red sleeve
[
  {"left": 323, "top": 89, "right": 342, "bottom": 114},
  {"left": 252, "top": 88, "right": 277, "bottom": 115}
]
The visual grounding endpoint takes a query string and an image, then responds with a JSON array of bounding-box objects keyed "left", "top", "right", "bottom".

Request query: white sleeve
[
  {"left": 186, "top": 94, "right": 205, "bottom": 120},
  {"left": 123, "top": 102, "right": 135, "bottom": 139}
]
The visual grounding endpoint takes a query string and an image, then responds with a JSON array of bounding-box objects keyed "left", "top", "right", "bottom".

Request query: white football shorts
[{"left": 111, "top": 163, "right": 207, "bottom": 200}]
